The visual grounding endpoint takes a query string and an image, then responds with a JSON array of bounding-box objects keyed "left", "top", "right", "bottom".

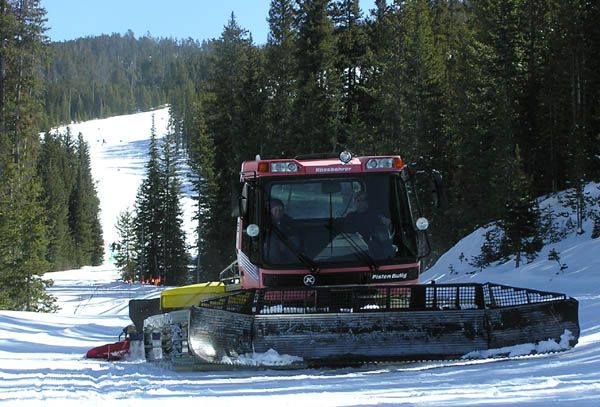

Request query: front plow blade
[{"left": 187, "top": 283, "right": 579, "bottom": 366}]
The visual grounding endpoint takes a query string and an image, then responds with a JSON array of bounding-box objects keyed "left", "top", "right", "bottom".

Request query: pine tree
[
  {"left": 160, "top": 135, "right": 189, "bottom": 285},
  {"left": 516, "top": 0, "right": 552, "bottom": 194},
  {"left": 592, "top": 216, "right": 600, "bottom": 240},
  {"left": 401, "top": 0, "right": 447, "bottom": 167},
  {"left": 0, "top": 0, "right": 56, "bottom": 311},
  {"left": 471, "top": 0, "right": 527, "bottom": 209},
  {"left": 447, "top": 24, "right": 502, "bottom": 235},
  {"left": 293, "top": 0, "right": 341, "bottom": 153},
  {"left": 114, "top": 209, "right": 138, "bottom": 282},
  {"left": 90, "top": 208, "right": 104, "bottom": 265},
  {"left": 541, "top": 0, "right": 600, "bottom": 193},
  {"left": 164, "top": 57, "right": 199, "bottom": 151},
  {"left": 188, "top": 104, "right": 220, "bottom": 281},
  {"left": 361, "top": 0, "right": 393, "bottom": 154},
  {"left": 548, "top": 248, "right": 568, "bottom": 274},
  {"left": 499, "top": 145, "right": 543, "bottom": 268},
  {"left": 330, "top": 0, "right": 369, "bottom": 149},
  {"left": 264, "top": 0, "right": 297, "bottom": 157},
  {"left": 69, "top": 133, "right": 104, "bottom": 266},
  {"left": 134, "top": 120, "right": 164, "bottom": 283},
  {"left": 131, "top": 121, "right": 189, "bottom": 285},
  {"left": 38, "top": 129, "right": 77, "bottom": 270},
  {"left": 193, "top": 14, "right": 259, "bottom": 276}
]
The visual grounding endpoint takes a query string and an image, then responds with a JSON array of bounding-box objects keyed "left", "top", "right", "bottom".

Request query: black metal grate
[
  {"left": 198, "top": 290, "right": 256, "bottom": 314},
  {"left": 256, "top": 286, "right": 416, "bottom": 314},
  {"left": 483, "top": 283, "right": 567, "bottom": 308},
  {"left": 425, "top": 285, "right": 481, "bottom": 310},
  {"left": 197, "top": 283, "right": 569, "bottom": 315}
]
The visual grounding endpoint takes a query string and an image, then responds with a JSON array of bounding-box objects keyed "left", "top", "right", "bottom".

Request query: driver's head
[
  {"left": 355, "top": 192, "right": 368, "bottom": 212},
  {"left": 270, "top": 199, "right": 284, "bottom": 220}
]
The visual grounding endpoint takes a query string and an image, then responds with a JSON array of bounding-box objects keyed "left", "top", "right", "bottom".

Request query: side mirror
[
  {"left": 231, "top": 183, "right": 249, "bottom": 218},
  {"left": 430, "top": 170, "right": 449, "bottom": 210},
  {"left": 231, "top": 183, "right": 241, "bottom": 218},
  {"left": 240, "top": 183, "right": 249, "bottom": 217}
]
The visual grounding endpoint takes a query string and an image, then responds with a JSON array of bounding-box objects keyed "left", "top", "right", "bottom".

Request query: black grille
[
  {"left": 197, "top": 282, "right": 570, "bottom": 315},
  {"left": 483, "top": 283, "right": 566, "bottom": 308},
  {"left": 262, "top": 267, "right": 419, "bottom": 288},
  {"left": 263, "top": 272, "right": 363, "bottom": 287}
]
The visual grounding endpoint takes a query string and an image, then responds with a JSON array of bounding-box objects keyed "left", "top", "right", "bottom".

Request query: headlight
[
  {"left": 339, "top": 151, "right": 352, "bottom": 163},
  {"left": 366, "top": 159, "right": 379, "bottom": 169},
  {"left": 271, "top": 161, "right": 300, "bottom": 172},
  {"left": 365, "top": 157, "right": 403, "bottom": 170},
  {"left": 416, "top": 217, "right": 429, "bottom": 231}
]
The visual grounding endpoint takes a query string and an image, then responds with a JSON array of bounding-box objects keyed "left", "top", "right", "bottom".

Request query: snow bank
[
  {"left": 220, "top": 348, "right": 303, "bottom": 367},
  {"left": 462, "top": 330, "right": 576, "bottom": 359}
]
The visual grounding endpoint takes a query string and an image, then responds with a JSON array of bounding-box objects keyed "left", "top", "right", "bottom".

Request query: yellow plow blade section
[{"left": 160, "top": 282, "right": 225, "bottom": 310}]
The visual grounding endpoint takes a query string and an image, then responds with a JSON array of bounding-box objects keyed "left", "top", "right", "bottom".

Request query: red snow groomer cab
[{"left": 233, "top": 152, "right": 427, "bottom": 290}]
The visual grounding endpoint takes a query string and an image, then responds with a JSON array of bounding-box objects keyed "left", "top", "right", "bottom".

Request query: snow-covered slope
[
  {"left": 422, "top": 182, "right": 600, "bottom": 298},
  {"left": 1, "top": 110, "right": 600, "bottom": 405},
  {"left": 49, "top": 107, "right": 196, "bottom": 260}
]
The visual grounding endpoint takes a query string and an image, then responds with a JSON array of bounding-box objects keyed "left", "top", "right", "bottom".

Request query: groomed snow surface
[{"left": 2, "top": 109, "right": 600, "bottom": 405}]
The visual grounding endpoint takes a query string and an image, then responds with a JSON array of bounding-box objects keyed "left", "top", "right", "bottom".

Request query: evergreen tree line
[
  {"left": 1, "top": 0, "right": 103, "bottom": 311},
  {"left": 163, "top": 0, "right": 600, "bottom": 279},
  {"left": 113, "top": 122, "right": 189, "bottom": 286},
  {"left": 43, "top": 32, "right": 211, "bottom": 128},
  {"left": 38, "top": 130, "right": 104, "bottom": 270}
]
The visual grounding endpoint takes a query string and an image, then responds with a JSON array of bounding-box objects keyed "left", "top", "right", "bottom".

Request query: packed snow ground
[{"left": 1, "top": 110, "right": 600, "bottom": 405}]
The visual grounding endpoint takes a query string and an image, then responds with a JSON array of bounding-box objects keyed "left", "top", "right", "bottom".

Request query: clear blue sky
[{"left": 42, "top": 0, "right": 377, "bottom": 45}]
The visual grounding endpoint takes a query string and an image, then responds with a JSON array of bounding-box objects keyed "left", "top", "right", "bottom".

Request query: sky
[
  {"left": 42, "top": 0, "right": 377, "bottom": 45},
  {"left": 0, "top": 109, "right": 599, "bottom": 404}
]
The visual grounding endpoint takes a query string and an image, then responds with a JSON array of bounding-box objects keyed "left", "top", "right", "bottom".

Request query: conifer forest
[{"left": 1, "top": 0, "right": 599, "bottom": 309}]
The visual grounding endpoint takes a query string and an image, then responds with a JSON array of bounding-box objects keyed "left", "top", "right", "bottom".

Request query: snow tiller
[{"left": 129, "top": 152, "right": 580, "bottom": 368}]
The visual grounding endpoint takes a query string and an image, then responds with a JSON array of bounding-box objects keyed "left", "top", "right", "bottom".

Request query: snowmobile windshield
[{"left": 262, "top": 173, "right": 418, "bottom": 268}]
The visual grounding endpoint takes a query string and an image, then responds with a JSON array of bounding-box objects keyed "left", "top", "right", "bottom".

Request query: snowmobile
[{"left": 128, "top": 152, "right": 580, "bottom": 368}]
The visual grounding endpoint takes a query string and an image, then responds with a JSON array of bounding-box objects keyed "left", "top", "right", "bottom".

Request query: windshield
[{"left": 262, "top": 174, "right": 417, "bottom": 267}]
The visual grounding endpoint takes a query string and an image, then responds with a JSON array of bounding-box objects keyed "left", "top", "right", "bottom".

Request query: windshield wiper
[
  {"left": 269, "top": 223, "right": 320, "bottom": 273},
  {"left": 339, "top": 231, "right": 379, "bottom": 271},
  {"left": 324, "top": 223, "right": 379, "bottom": 271}
]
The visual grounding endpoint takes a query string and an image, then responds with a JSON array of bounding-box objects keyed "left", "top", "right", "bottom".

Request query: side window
[
  {"left": 395, "top": 174, "right": 418, "bottom": 256},
  {"left": 241, "top": 183, "right": 260, "bottom": 261}
]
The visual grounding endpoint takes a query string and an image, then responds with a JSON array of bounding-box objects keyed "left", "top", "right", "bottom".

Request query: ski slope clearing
[
  {"left": 1, "top": 110, "right": 599, "bottom": 405},
  {"left": 47, "top": 107, "right": 196, "bottom": 258}
]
